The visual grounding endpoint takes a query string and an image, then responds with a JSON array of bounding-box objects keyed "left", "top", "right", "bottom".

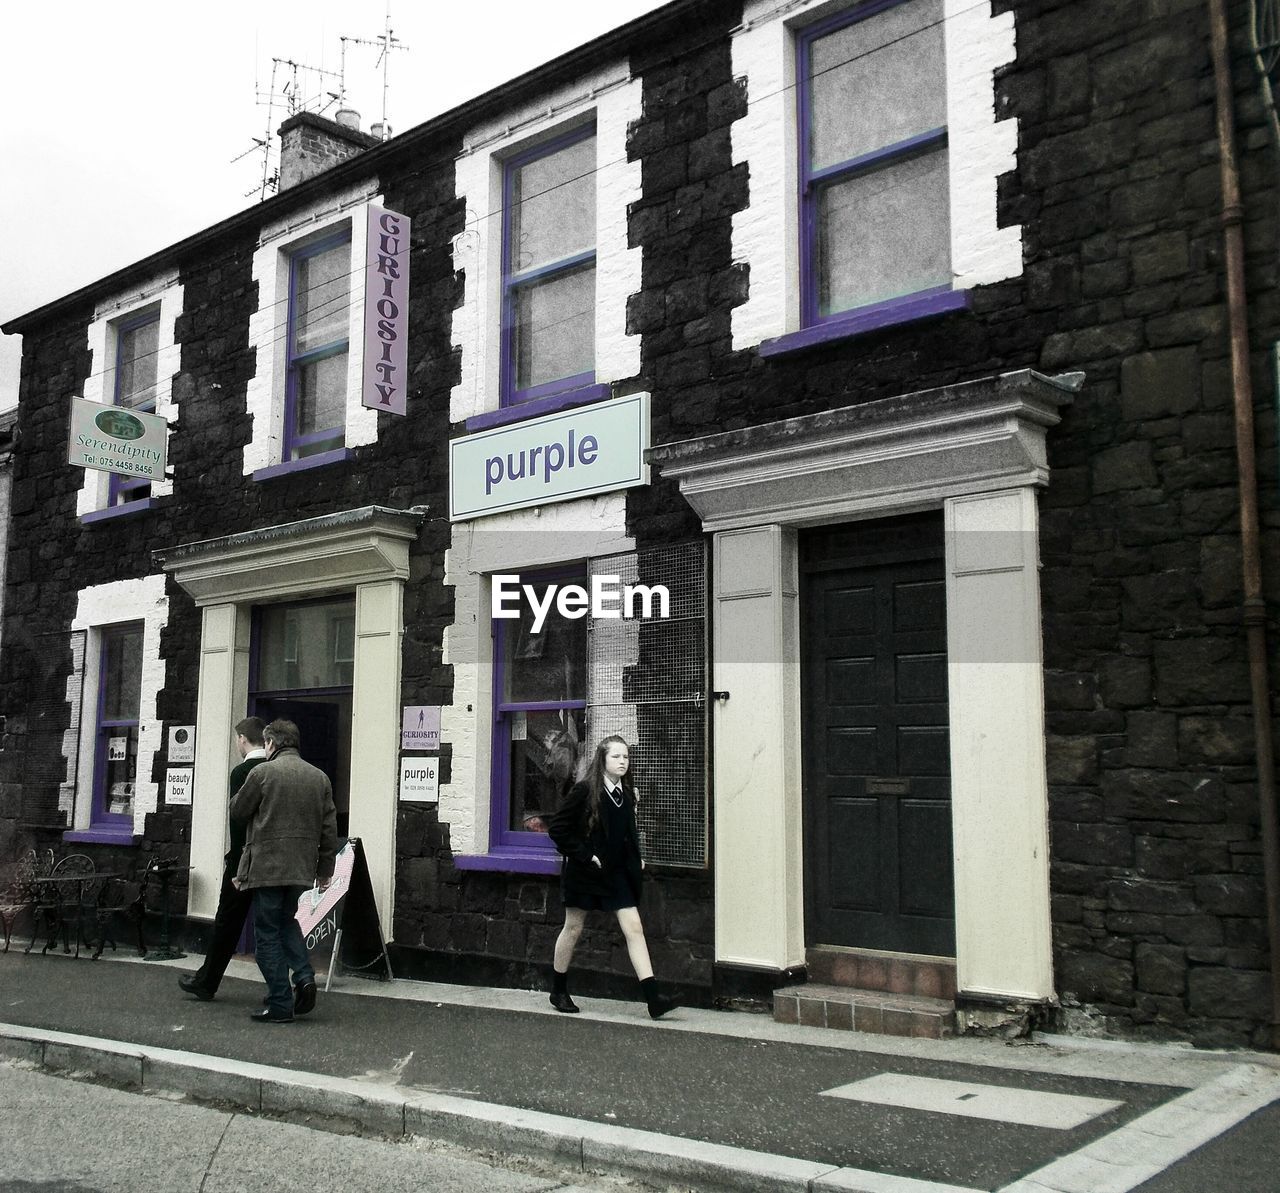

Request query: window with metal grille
[
  {"left": 485, "top": 540, "right": 708, "bottom": 870},
  {"left": 587, "top": 541, "right": 708, "bottom": 869}
]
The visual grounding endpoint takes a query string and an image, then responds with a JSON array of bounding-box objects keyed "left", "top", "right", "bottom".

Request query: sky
[{"left": 0, "top": 0, "right": 672, "bottom": 408}]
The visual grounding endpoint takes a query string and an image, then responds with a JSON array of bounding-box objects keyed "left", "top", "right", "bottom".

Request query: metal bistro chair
[
  {"left": 21, "top": 850, "right": 57, "bottom": 955},
  {"left": 89, "top": 872, "right": 148, "bottom": 961},
  {"left": 33, "top": 853, "right": 95, "bottom": 956},
  {"left": 0, "top": 851, "right": 41, "bottom": 952}
]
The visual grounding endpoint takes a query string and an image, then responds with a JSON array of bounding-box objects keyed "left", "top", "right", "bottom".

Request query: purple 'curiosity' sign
[{"left": 362, "top": 205, "right": 411, "bottom": 416}]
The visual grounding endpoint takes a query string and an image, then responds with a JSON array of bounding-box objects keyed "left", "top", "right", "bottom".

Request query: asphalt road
[{"left": 0, "top": 952, "right": 1210, "bottom": 1190}]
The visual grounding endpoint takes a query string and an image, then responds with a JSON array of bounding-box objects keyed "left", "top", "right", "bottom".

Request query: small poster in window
[
  {"left": 165, "top": 767, "right": 194, "bottom": 806},
  {"left": 168, "top": 725, "right": 195, "bottom": 764},
  {"left": 108, "top": 782, "right": 133, "bottom": 815},
  {"left": 108, "top": 737, "right": 128, "bottom": 762},
  {"left": 511, "top": 711, "right": 527, "bottom": 741}
]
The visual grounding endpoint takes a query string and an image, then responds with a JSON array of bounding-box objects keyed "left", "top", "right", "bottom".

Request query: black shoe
[
  {"left": 249, "top": 1007, "right": 294, "bottom": 1023},
  {"left": 294, "top": 980, "right": 317, "bottom": 1016},
  {"left": 550, "top": 991, "right": 580, "bottom": 1014},
  {"left": 647, "top": 995, "right": 678, "bottom": 1020},
  {"left": 178, "top": 974, "right": 215, "bottom": 1002}
]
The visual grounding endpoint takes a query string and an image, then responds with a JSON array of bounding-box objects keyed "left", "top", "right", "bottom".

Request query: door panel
[{"left": 801, "top": 513, "right": 955, "bottom": 956}]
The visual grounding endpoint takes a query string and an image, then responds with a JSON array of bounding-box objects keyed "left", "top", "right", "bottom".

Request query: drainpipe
[{"left": 1209, "top": 0, "right": 1280, "bottom": 1049}]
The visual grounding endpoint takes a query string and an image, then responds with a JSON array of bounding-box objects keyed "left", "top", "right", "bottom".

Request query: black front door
[{"left": 801, "top": 514, "right": 954, "bottom": 957}]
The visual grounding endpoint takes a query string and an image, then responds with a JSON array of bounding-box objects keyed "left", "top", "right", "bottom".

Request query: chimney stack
[{"left": 276, "top": 110, "right": 381, "bottom": 192}]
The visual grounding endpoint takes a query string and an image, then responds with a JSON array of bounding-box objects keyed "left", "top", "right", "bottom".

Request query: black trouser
[{"left": 191, "top": 860, "right": 253, "bottom": 992}]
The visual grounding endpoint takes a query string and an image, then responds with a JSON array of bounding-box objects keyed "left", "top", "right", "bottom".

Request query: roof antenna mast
[{"left": 340, "top": 3, "right": 409, "bottom": 138}]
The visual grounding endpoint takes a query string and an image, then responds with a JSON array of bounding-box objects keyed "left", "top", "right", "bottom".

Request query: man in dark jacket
[
  {"left": 230, "top": 719, "right": 338, "bottom": 1024},
  {"left": 178, "top": 716, "right": 267, "bottom": 1002}
]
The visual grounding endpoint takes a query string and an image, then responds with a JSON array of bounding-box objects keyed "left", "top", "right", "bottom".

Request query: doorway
[
  {"left": 800, "top": 513, "right": 954, "bottom": 957},
  {"left": 250, "top": 597, "right": 354, "bottom": 836}
]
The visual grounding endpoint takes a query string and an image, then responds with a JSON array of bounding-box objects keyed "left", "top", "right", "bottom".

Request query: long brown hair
[{"left": 584, "top": 734, "right": 635, "bottom": 834}]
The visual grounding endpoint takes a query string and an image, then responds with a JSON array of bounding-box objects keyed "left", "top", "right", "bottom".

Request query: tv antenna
[
  {"left": 233, "top": 10, "right": 408, "bottom": 199},
  {"left": 340, "top": 4, "right": 409, "bottom": 138}
]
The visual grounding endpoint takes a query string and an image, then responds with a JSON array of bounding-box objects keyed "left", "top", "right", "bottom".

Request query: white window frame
[
  {"left": 243, "top": 185, "right": 383, "bottom": 476},
  {"left": 729, "top": 0, "right": 1022, "bottom": 351},
  {"left": 67, "top": 574, "right": 169, "bottom": 840},
  {"left": 450, "top": 65, "right": 642, "bottom": 425},
  {"left": 77, "top": 274, "right": 182, "bottom": 516}
]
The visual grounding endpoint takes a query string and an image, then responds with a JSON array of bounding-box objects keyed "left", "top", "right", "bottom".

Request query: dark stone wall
[
  {"left": 3, "top": 0, "right": 1278, "bottom": 1041},
  {"left": 1005, "top": 0, "right": 1280, "bottom": 1048}
]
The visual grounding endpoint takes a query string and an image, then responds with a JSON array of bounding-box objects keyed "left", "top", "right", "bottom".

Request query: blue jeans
[{"left": 251, "top": 887, "right": 314, "bottom": 1015}]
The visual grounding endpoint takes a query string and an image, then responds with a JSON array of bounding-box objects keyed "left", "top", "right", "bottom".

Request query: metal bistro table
[
  {"left": 145, "top": 861, "right": 193, "bottom": 961},
  {"left": 28, "top": 871, "right": 124, "bottom": 959}
]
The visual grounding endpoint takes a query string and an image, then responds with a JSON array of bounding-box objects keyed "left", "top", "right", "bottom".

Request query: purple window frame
[
  {"left": 108, "top": 309, "right": 161, "bottom": 507},
  {"left": 90, "top": 622, "right": 143, "bottom": 833},
  {"left": 488, "top": 563, "right": 588, "bottom": 858},
  {"left": 248, "top": 598, "right": 357, "bottom": 701},
  {"left": 797, "top": 0, "right": 949, "bottom": 330},
  {"left": 500, "top": 125, "right": 597, "bottom": 408},
  {"left": 284, "top": 230, "right": 351, "bottom": 462}
]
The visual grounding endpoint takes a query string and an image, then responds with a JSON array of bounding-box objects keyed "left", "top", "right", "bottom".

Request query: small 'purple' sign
[{"left": 362, "top": 205, "right": 411, "bottom": 416}]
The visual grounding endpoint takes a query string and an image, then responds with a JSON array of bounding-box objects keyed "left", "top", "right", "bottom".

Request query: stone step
[
  {"left": 773, "top": 983, "right": 956, "bottom": 1039},
  {"left": 806, "top": 946, "right": 957, "bottom": 1001}
]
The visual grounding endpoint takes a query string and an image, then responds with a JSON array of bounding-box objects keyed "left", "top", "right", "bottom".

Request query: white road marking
[
  {"left": 821, "top": 1073, "right": 1122, "bottom": 1130},
  {"left": 998, "top": 1063, "right": 1280, "bottom": 1193}
]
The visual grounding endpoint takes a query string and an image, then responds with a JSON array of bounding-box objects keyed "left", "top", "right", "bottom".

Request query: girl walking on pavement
[{"left": 547, "top": 734, "right": 677, "bottom": 1020}]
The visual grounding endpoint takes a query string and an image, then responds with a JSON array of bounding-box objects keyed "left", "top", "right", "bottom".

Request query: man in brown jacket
[{"left": 230, "top": 719, "right": 338, "bottom": 1023}]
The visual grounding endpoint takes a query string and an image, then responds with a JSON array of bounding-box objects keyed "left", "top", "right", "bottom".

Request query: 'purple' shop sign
[{"left": 362, "top": 205, "right": 411, "bottom": 416}]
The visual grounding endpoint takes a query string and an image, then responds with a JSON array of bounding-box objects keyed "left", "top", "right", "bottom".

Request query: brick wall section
[{"left": 277, "top": 112, "right": 383, "bottom": 192}]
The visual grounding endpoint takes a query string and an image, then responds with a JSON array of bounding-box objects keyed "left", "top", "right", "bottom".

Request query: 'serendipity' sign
[
  {"left": 68, "top": 397, "right": 168, "bottom": 480},
  {"left": 449, "top": 392, "right": 649, "bottom": 521}
]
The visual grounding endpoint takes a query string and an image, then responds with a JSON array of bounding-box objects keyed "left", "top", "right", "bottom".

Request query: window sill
[
  {"left": 758, "top": 289, "right": 970, "bottom": 359},
  {"left": 80, "top": 498, "right": 157, "bottom": 524},
  {"left": 252, "top": 447, "right": 354, "bottom": 482},
  {"left": 454, "top": 850, "right": 562, "bottom": 876},
  {"left": 465, "top": 384, "right": 611, "bottom": 433},
  {"left": 64, "top": 827, "right": 139, "bottom": 846}
]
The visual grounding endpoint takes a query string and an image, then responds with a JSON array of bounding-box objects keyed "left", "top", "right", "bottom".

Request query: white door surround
[
  {"left": 155, "top": 505, "right": 425, "bottom": 942},
  {"left": 648, "top": 370, "right": 1079, "bottom": 1003}
]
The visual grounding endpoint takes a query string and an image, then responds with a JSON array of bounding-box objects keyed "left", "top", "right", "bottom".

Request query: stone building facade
[{"left": 2, "top": 0, "right": 1277, "bottom": 1047}]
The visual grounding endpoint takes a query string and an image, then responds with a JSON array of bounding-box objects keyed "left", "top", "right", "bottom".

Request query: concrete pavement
[
  {"left": 1, "top": 1064, "right": 638, "bottom": 1193},
  {"left": 1, "top": 950, "right": 1278, "bottom": 1191}
]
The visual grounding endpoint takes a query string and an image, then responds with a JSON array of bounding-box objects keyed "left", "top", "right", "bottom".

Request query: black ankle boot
[
  {"left": 550, "top": 969, "right": 579, "bottom": 1014},
  {"left": 640, "top": 976, "right": 677, "bottom": 1020}
]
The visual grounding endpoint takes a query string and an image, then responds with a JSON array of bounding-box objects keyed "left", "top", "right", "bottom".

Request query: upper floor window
[
  {"left": 109, "top": 310, "right": 160, "bottom": 507},
  {"left": 286, "top": 232, "right": 352, "bottom": 460},
  {"left": 798, "top": 0, "right": 949, "bottom": 326},
  {"left": 502, "top": 127, "right": 597, "bottom": 406}
]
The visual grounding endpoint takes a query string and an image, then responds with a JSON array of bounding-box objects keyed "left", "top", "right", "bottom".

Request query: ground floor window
[
  {"left": 250, "top": 596, "right": 355, "bottom": 834},
  {"left": 93, "top": 622, "right": 143, "bottom": 828},
  {"left": 483, "top": 542, "right": 709, "bottom": 868},
  {"left": 492, "top": 564, "right": 589, "bottom": 851}
]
